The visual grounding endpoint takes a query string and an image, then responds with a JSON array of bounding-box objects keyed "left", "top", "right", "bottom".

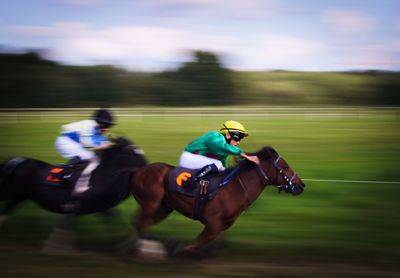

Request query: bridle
[
  {"left": 223, "top": 152, "right": 303, "bottom": 205},
  {"left": 256, "top": 155, "right": 302, "bottom": 194}
]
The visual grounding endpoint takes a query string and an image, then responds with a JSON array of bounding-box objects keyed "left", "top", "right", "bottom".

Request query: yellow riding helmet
[{"left": 220, "top": 120, "right": 249, "bottom": 137}]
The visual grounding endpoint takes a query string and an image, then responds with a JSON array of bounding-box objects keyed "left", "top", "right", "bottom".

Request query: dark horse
[
  {"left": 0, "top": 137, "right": 148, "bottom": 218},
  {"left": 130, "top": 146, "right": 305, "bottom": 256}
]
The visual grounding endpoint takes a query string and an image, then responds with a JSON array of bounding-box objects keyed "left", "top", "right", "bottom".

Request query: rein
[
  {"left": 222, "top": 152, "right": 300, "bottom": 207},
  {"left": 237, "top": 174, "right": 252, "bottom": 207},
  {"left": 257, "top": 165, "right": 269, "bottom": 182},
  {"left": 235, "top": 165, "right": 270, "bottom": 207}
]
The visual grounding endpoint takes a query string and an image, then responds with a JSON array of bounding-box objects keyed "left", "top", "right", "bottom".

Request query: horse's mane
[
  {"left": 98, "top": 137, "right": 133, "bottom": 159},
  {"left": 96, "top": 136, "right": 148, "bottom": 168},
  {"left": 112, "top": 137, "right": 133, "bottom": 147},
  {"left": 90, "top": 136, "right": 147, "bottom": 190},
  {"left": 255, "top": 146, "right": 279, "bottom": 161},
  {"left": 230, "top": 146, "right": 278, "bottom": 171}
]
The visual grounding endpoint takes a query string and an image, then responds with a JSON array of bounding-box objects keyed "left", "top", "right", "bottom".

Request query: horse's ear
[
  {"left": 112, "top": 137, "right": 132, "bottom": 146},
  {"left": 257, "top": 146, "right": 277, "bottom": 161}
]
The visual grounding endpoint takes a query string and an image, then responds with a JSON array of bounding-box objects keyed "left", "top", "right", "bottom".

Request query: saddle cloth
[
  {"left": 167, "top": 167, "right": 223, "bottom": 200},
  {"left": 42, "top": 161, "right": 88, "bottom": 189}
]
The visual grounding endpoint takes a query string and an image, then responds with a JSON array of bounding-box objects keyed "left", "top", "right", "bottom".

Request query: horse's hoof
[
  {"left": 42, "top": 242, "right": 79, "bottom": 255},
  {"left": 0, "top": 214, "right": 8, "bottom": 227},
  {"left": 42, "top": 228, "right": 78, "bottom": 255},
  {"left": 164, "top": 239, "right": 184, "bottom": 257},
  {"left": 115, "top": 235, "right": 137, "bottom": 255},
  {"left": 135, "top": 238, "right": 167, "bottom": 261},
  {"left": 99, "top": 208, "right": 120, "bottom": 219},
  {"left": 139, "top": 232, "right": 158, "bottom": 241},
  {"left": 176, "top": 246, "right": 207, "bottom": 260}
]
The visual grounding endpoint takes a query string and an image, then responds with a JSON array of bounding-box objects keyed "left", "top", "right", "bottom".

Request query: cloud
[
  {"left": 66, "top": 26, "right": 184, "bottom": 58},
  {"left": 255, "top": 35, "right": 326, "bottom": 65},
  {"left": 5, "top": 22, "right": 332, "bottom": 70},
  {"left": 4, "top": 20, "right": 399, "bottom": 71},
  {"left": 10, "top": 22, "right": 89, "bottom": 38},
  {"left": 6, "top": 22, "right": 237, "bottom": 68},
  {"left": 141, "top": 0, "right": 281, "bottom": 18},
  {"left": 335, "top": 41, "right": 400, "bottom": 69},
  {"left": 55, "top": 0, "right": 104, "bottom": 7},
  {"left": 322, "top": 10, "right": 377, "bottom": 34}
]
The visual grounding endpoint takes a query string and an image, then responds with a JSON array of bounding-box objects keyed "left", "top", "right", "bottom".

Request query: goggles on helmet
[{"left": 230, "top": 131, "right": 245, "bottom": 142}]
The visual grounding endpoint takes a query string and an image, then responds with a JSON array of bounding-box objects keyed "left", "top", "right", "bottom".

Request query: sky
[{"left": 0, "top": 0, "right": 399, "bottom": 71}]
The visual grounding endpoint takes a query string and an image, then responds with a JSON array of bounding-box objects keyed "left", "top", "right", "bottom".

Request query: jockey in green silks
[{"left": 178, "top": 120, "right": 260, "bottom": 184}]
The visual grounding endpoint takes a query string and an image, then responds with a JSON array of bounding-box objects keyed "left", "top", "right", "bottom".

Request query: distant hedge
[{"left": 1, "top": 51, "right": 399, "bottom": 107}]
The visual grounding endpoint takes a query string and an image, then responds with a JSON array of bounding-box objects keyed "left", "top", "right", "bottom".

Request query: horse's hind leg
[
  {"left": 150, "top": 202, "right": 173, "bottom": 226},
  {"left": 1, "top": 198, "right": 24, "bottom": 214},
  {"left": 117, "top": 202, "right": 172, "bottom": 255},
  {"left": 133, "top": 201, "right": 173, "bottom": 238},
  {"left": 0, "top": 198, "right": 25, "bottom": 227},
  {"left": 131, "top": 165, "right": 172, "bottom": 238},
  {"left": 42, "top": 214, "right": 77, "bottom": 254}
]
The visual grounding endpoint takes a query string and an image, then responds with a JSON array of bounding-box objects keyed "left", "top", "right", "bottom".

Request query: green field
[{"left": 0, "top": 108, "right": 399, "bottom": 277}]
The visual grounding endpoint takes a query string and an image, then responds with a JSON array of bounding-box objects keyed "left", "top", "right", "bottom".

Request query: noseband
[{"left": 257, "top": 155, "right": 299, "bottom": 194}]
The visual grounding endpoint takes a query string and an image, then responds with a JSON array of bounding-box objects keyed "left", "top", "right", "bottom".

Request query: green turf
[{"left": 0, "top": 108, "right": 399, "bottom": 272}]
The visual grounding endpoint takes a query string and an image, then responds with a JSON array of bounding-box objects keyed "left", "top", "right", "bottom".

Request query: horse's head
[
  {"left": 98, "top": 137, "right": 148, "bottom": 168},
  {"left": 256, "top": 147, "right": 305, "bottom": 196}
]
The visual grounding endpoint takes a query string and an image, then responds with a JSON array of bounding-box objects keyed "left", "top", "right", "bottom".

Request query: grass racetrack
[{"left": 0, "top": 107, "right": 399, "bottom": 277}]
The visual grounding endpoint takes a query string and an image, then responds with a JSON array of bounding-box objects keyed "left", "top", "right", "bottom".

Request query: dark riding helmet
[{"left": 94, "top": 108, "right": 115, "bottom": 128}]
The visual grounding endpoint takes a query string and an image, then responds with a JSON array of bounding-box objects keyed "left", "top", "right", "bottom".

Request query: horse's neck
[
  {"left": 97, "top": 153, "right": 143, "bottom": 171},
  {"left": 96, "top": 158, "right": 118, "bottom": 171},
  {"left": 235, "top": 167, "right": 268, "bottom": 205}
]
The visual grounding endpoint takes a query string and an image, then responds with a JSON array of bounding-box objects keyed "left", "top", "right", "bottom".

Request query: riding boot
[
  {"left": 73, "top": 157, "right": 99, "bottom": 195},
  {"left": 182, "top": 164, "right": 218, "bottom": 189},
  {"left": 193, "top": 164, "right": 218, "bottom": 182},
  {"left": 63, "top": 156, "right": 86, "bottom": 184},
  {"left": 67, "top": 156, "right": 83, "bottom": 166},
  {"left": 65, "top": 156, "right": 87, "bottom": 173},
  {"left": 81, "top": 157, "right": 100, "bottom": 176}
]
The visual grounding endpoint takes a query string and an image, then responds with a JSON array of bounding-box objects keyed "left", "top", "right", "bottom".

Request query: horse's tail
[
  {"left": 0, "top": 161, "right": 5, "bottom": 195},
  {"left": 0, "top": 157, "right": 31, "bottom": 201}
]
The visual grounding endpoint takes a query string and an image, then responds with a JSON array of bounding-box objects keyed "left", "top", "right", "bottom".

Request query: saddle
[
  {"left": 168, "top": 166, "right": 239, "bottom": 221},
  {"left": 42, "top": 161, "right": 88, "bottom": 187}
]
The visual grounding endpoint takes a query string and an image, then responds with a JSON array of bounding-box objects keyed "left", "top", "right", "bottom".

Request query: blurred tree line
[{"left": 0, "top": 51, "right": 399, "bottom": 107}]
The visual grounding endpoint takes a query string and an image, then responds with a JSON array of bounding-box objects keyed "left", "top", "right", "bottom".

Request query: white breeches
[
  {"left": 55, "top": 136, "right": 95, "bottom": 160},
  {"left": 178, "top": 151, "right": 225, "bottom": 171}
]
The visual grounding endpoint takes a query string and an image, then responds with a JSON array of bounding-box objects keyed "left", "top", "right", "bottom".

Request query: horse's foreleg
[{"left": 181, "top": 222, "right": 224, "bottom": 255}]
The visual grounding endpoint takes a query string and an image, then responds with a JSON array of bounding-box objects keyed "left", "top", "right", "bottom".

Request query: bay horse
[
  {"left": 130, "top": 146, "right": 305, "bottom": 256},
  {"left": 0, "top": 137, "right": 148, "bottom": 218}
]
